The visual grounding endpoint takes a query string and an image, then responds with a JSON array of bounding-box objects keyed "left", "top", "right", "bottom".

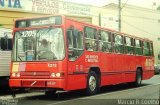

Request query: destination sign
[
  {"left": 30, "top": 17, "right": 56, "bottom": 26},
  {"left": 16, "top": 16, "right": 62, "bottom": 28}
]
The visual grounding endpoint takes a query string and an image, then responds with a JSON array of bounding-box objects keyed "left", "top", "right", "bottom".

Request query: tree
[{"left": 157, "top": 5, "right": 160, "bottom": 10}]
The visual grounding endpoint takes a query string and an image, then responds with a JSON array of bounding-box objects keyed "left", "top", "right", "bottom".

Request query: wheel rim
[{"left": 89, "top": 76, "right": 96, "bottom": 91}]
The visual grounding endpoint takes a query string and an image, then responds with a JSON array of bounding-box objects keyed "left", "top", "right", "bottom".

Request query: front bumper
[{"left": 9, "top": 78, "right": 66, "bottom": 90}]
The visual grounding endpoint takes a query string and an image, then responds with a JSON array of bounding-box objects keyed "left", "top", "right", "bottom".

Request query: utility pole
[
  {"left": 118, "top": 0, "right": 121, "bottom": 32},
  {"left": 99, "top": 13, "right": 101, "bottom": 26}
]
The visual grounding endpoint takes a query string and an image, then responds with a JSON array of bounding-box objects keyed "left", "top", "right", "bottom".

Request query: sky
[{"left": 63, "top": 0, "right": 160, "bottom": 9}]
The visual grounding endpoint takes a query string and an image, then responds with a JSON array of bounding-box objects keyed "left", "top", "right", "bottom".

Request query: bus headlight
[
  {"left": 16, "top": 73, "right": 20, "bottom": 77},
  {"left": 11, "top": 73, "right": 20, "bottom": 77},
  {"left": 56, "top": 72, "right": 64, "bottom": 77},
  {"left": 12, "top": 73, "right": 16, "bottom": 77},
  {"left": 56, "top": 73, "right": 61, "bottom": 77},
  {"left": 50, "top": 72, "right": 64, "bottom": 78},
  {"left": 51, "top": 73, "right": 56, "bottom": 77}
]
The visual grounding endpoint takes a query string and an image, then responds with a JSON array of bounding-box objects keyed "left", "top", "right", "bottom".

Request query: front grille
[
  {"left": 20, "top": 71, "right": 50, "bottom": 76},
  {"left": 20, "top": 71, "right": 50, "bottom": 79}
]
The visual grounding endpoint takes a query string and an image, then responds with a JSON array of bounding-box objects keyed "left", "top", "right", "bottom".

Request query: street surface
[{"left": 0, "top": 75, "right": 160, "bottom": 105}]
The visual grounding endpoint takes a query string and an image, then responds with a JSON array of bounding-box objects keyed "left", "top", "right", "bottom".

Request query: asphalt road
[{"left": 0, "top": 75, "right": 160, "bottom": 105}]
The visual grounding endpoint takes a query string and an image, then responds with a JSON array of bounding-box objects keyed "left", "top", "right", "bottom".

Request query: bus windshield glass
[{"left": 13, "top": 28, "right": 65, "bottom": 61}]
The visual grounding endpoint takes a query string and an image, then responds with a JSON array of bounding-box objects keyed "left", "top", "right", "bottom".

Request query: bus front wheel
[{"left": 86, "top": 71, "right": 99, "bottom": 95}]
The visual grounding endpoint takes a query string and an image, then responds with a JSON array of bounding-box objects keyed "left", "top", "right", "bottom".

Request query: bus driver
[{"left": 38, "top": 39, "right": 56, "bottom": 60}]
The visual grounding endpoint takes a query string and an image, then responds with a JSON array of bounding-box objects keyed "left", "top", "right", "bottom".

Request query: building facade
[
  {"left": 0, "top": 0, "right": 100, "bottom": 28},
  {"left": 101, "top": 3, "right": 160, "bottom": 64}
]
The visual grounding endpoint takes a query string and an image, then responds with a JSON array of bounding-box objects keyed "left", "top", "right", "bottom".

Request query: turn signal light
[{"left": 11, "top": 73, "right": 20, "bottom": 77}]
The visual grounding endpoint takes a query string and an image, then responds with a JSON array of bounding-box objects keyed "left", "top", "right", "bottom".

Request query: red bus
[{"left": 9, "top": 15, "right": 154, "bottom": 95}]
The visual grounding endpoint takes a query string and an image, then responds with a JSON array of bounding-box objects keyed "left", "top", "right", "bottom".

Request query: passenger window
[
  {"left": 143, "top": 41, "right": 150, "bottom": 56},
  {"left": 149, "top": 42, "right": 153, "bottom": 56},
  {"left": 84, "top": 27, "right": 98, "bottom": 51},
  {"left": 67, "top": 26, "right": 84, "bottom": 61},
  {"left": 85, "top": 27, "right": 96, "bottom": 39},
  {"left": 99, "top": 30, "right": 112, "bottom": 52},
  {"left": 135, "top": 40, "right": 141, "bottom": 47},
  {"left": 135, "top": 39, "right": 143, "bottom": 55},
  {"left": 115, "top": 35, "right": 123, "bottom": 44},
  {"left": 124, "top": 37, "right": 134, "bottom": 54},
  {"left": 126, "top": 37, "right": 131, "bottom": 46},
  {"left": 114, "top": 34, "right": 124, "bottom": 53}
]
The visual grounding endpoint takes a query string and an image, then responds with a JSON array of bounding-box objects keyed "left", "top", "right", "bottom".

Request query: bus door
[{"left": 66, "top": 24, "right": 85, "bottom": 90}]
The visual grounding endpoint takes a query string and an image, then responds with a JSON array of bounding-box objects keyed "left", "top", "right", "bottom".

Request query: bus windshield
[{"left": 13, "top": 28, "right": 65, "bottom": 61}]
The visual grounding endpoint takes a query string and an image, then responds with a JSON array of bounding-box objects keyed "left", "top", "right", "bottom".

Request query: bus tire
[
  {"left": 86, "top": 71, "right": 99, "bottom": 95},
  {"left": 134, "top": 69, "right": 142, "bottom": 86},
  {"left": 45, "top": 90, "right": 56, "bottom": 96}
]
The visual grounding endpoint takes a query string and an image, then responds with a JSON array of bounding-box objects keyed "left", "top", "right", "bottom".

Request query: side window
[
  {"left": 67, "top": 31, "right": 74, "bottom": 49},
  {"left": 67, "top": 27, "right": 84, "bottom": 61},
  {"left": 124, "top": 37, "right": 134, "bottom": 54},
  {"left": 84, "top": 27, "right": 97, "bottom": 51},
  {"left": 0, "top": 37, "right": 12, "bottom": 51},
  {"left": 143, "top": 41, "right": 150, "bottom": 56},
  {"left": 99, "top": 30, "right": 112, "bottom": 52},
  {"left": 135, "top": 39, "right": 143, "bottom": 55},
  {"left": 114, "top": 34, "right": 124, "bottom": 53},
  {"left": 149, "top": 42, "right": 153, "bottom": 56}
]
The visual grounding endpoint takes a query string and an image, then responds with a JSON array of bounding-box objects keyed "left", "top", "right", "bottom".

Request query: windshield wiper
[{"left": 17, "top": 56, "right": 22, "bottom": 61}]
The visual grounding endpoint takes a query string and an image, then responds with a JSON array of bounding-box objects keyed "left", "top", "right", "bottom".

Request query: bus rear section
[{"left": 0, "top": 28, "right": 12, "bottom": 87}]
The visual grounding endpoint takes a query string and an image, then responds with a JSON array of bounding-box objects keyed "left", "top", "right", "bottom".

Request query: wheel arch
[
  {"left": 136, "top": 66, "right": 143, "bottom": 80},
  {"left": 89, "top": 67, "right": 101, "bottom": 77}
]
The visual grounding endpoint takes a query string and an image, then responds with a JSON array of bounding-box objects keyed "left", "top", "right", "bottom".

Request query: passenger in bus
[
  {"left": 38, "top": 39, "right": 56, "bottom": 60},
  {"left": 85, "top": 42, "right": 93, "bottom": 51}
]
